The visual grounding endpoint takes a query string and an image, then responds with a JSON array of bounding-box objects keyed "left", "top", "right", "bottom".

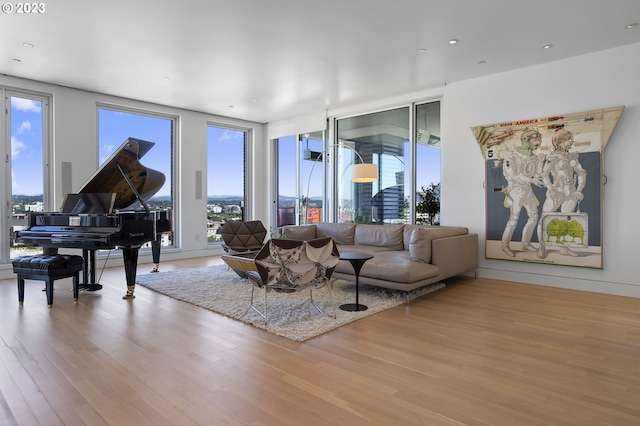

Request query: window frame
[
  {"left": 274, "top": 130, "right": 327, "bottom": 228},
  {"left": 1, "top": 87, "right": 52, "bottom": 262},
  {"left": 96, "top": 103, "right": 177, "bottom": 249},
  {"left": 328, "top": 98, "right": 442, "bottom": 225},
  {"left": 206, "top": 121, "right": 252, "bottom": 246}
]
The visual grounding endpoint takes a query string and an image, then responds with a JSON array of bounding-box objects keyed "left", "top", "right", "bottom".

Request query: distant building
[
  {"left": 208, "top": 204, "right": 222, "bottom": 213},
  {"left": 224, "top": 205, "right": 241, "bottom": 214},
  {"left": 24, "top": 202, "right": 44, "bottom": 212}
]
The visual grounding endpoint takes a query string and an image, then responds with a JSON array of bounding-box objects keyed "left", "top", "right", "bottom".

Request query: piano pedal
[{"left": 78, "top": 283, "right": 103, "bottom": 292}]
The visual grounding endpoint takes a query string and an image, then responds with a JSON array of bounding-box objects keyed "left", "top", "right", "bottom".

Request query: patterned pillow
[
  {"left": 269, "top": 242, "right": 304, "bottom": 265},
  {"left": 255, "top": 239, "right": 338, "bottom": 291},
  {"left": 261, "top": 241, "right": 310, "bottom": 289}
]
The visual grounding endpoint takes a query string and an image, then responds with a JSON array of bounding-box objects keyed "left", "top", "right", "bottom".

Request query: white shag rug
[{"left": 136, "top": 265, "right": 445, "bottom": 341}]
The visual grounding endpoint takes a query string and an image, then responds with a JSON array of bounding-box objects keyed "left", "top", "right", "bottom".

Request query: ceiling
[{"left": 1, "top": 0, "right": 639, "bottom": 124}]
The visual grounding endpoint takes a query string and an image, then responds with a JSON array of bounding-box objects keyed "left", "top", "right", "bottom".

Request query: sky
[
  {"left": 10, "top": 97, "right": 44, "bottom": 196},
  {"left": 11, "top": 103, "right": 250, "bottom": 199},
  {"left": 11, "top": 101, "right": 441, "bottom": 200},
  {"left": 98, "top": 109, "right": 174, "bottom": 197},
  {"left": 207, "top": 126, "right": 246, "bottom": 197}
]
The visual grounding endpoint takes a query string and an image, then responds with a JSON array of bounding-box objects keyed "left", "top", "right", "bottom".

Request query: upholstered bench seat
[{"left": 12, "top": 254, "right": 84, "bottom": 307}]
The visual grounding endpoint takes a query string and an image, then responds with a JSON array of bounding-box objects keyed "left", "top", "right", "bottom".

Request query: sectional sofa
[{"left": 279, "top": 222, "right": 478, "bottom": 292}]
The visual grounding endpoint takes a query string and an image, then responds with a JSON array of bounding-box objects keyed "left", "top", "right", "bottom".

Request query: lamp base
[{"left": 339, "top": 303, "right": 368, "bottom": 312}]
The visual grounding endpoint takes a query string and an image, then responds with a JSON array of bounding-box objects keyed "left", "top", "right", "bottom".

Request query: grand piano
[{"left": 14, "top": 137, "right": 172, "bottom": 300}]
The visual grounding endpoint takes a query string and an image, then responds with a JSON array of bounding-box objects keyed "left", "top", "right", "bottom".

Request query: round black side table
[{"left": 338, "top": 252, "right": 374, "bottom": 312}]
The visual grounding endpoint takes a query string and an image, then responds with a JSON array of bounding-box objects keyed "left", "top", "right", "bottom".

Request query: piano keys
[{"left": 14, "top": 137, "right": 172, "bottom": 300}]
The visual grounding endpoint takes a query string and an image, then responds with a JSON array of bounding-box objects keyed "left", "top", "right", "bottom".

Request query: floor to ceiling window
[
  {"left": 301, "top": 131, "right": 325, "bottom": 224},
  {"left": 3, "top": 91, "right": 49, "bottom": 261},
  {"left": 207, "top": 124, "right": 247, "bottom": 244},
  {"left": 336, "top": 107, "right": 410, "bottom": 224},
  {"left": 415, "top": 101, "right": 442, "bottom": 225},
  {"left": 98, "top": 106, "right": 175, "bottom": 247},
  {"left": 334, "top": 101, "right": 441, "bottom": 225},
  {"left": 276, "top": 135, "right": 297, "bottom": 227},
  {"left": 276, "top": 131, "right": 324, "bottom": 227}
]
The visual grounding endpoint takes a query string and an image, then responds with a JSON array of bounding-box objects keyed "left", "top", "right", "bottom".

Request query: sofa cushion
[
  {"left": 335, "top": 251, "right": 439, "bottom": 283},
  {"left": 409, "top": 226, "right": 468, "bottom": 263},
  {"left": 281, "top": 225, "right": 317, "bottom": 240},
  {"left": 354, "top": 224, "right": 404, "bottom": 250},
  {"left": 316, "top": 222, "right": 356, "bottom": 245}
]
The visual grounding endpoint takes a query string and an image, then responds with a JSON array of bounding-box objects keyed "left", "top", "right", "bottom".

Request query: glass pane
[
  {"left": 9, "top": 96, "right": 44, "bottom": 259},
  {"left": 277, "top": 135, "right": 297, "bottom": 227},
  {"left": 336, "top": 107, "right": 409, "bottom": 224},
  {"left": 301, "top": 131, "right": 324, "bottom": 224},
  {"left": 415, "top": 101, "right": 441, "bottom": 225},
  {"left": 98, "top": 108, "right": 174, "bottom": 247},
  {"left": 207, "top": 126, "right": 247, "bottom": 244}
]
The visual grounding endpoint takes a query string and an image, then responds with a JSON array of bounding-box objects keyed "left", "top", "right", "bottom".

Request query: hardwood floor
[{"left": 1, "top": 256, "right": 639, "bottom": 425}]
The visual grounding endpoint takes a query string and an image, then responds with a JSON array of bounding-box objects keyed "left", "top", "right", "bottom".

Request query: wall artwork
[{"left": 471, "top": 106, "right": 623, "bottom": 269}]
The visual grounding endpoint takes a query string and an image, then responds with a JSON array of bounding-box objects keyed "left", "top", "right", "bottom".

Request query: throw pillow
[
  {"left": 354, "top": 224, "right": 404, "bottom": 250},
  {"left": 316, "top": 222, "right": 356, "bottom": 245},
  {"left": 409, "top": 227, "right": 432, "bottom": 263},
  {"left": 409, "top": 226, "right": 468, "bottom": 263},
  {"left": 281, "top": 225, "right": 317, "bottom": 240}
]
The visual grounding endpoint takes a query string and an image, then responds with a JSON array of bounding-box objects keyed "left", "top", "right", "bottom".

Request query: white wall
[{"left": 442, "top": 42, "right": 640, "bottom": 297}]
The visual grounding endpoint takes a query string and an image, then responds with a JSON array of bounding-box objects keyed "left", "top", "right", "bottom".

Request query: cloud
[
  {"left": 218, "top": 129, "right": 244, "bottom": 144},
  {"left": 100, "top": 144, "right": 116, "bottom": 163},
  {"left": 11, "top": 97, "right": 42, "bottom": 112},
  {"left": 17, "top": 120, "right": 31, "bottom": 134},
  {"left": 11, "top": 136, "right": 26, "bottom": 159},
  {"left": 11, "top": 98, "right": 42, "bottom": 113},
  {"left": 12, "top": 169, "right": 20, "bottom": 191}
]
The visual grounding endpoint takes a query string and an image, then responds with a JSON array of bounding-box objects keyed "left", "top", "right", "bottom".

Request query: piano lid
[{"left": 76, "top": 137, "right": 165, "bottom": 210}]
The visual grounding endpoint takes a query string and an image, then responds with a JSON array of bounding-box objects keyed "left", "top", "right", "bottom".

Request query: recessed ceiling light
[
  {"left": 251, "top": 98, "right": 258, "bottom": 102},
  {"left": 228, "top": 105, "right": 235, "bottom": 109},
  {"left": 22, "top": 42, "right": 34, "bottom": 48},
  {"left": 418, "top": 48, "right": 427, "bottom": 53},
  {"left": 161, "top": 76, "right": 170, "bottom": 81},
  {"left": 626, "top": 22, "right": 638, "bottom": 29},
  {"left": 478, "top": 60, "right": 487, "bottom": 65},
  {"left": 543, "top": 44, "right": 553, "bottom": 49},
  {"left": 12, "top": 58, "right": 22, "bottom": 62},
  {"left": 448, "top": 39, "right": 459, "bottom": 45}
]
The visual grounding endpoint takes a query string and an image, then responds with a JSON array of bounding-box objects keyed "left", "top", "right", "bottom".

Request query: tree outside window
[{"left": 416, "top": 182, "right": 440, "bottom": 225}]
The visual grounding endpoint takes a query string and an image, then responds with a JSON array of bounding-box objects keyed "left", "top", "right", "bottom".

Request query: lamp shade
[{"left": 351, "top": 163, "right": 378, "bottom": 183}]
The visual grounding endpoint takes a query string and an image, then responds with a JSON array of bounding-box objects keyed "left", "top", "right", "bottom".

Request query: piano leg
[
  {"left": 122, "top": 247, "right": 140, "bottom": 300},
  {"left": 150, "top": 238, "right": 161, "bottom": 273}
]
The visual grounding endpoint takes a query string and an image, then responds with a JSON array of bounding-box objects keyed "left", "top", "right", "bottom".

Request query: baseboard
[{"left": 476, "top": 267, "right": 640, "bottom": 298}]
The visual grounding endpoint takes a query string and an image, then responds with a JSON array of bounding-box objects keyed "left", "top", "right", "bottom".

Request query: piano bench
[{"left": 12, "top": 254, "right": 84, "bottom": 307}]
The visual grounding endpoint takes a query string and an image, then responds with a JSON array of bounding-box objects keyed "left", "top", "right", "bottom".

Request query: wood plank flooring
[{"left": 1, "top": 256, "right": 639, "bottom": 425}]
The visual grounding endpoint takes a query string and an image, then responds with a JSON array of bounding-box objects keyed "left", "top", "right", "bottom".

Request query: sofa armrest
[{"left": 431, "top": 233, "right": 478, "bottom": 276}]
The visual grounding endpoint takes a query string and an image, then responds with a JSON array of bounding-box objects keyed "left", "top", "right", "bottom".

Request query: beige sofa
[{"left": 279, "top": 222, "right": 478, "bottom": 292}]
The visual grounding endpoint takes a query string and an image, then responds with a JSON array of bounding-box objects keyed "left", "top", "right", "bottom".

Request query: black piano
[{"left": 14, "top": 137, "right": 172, "bottom": 300}]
